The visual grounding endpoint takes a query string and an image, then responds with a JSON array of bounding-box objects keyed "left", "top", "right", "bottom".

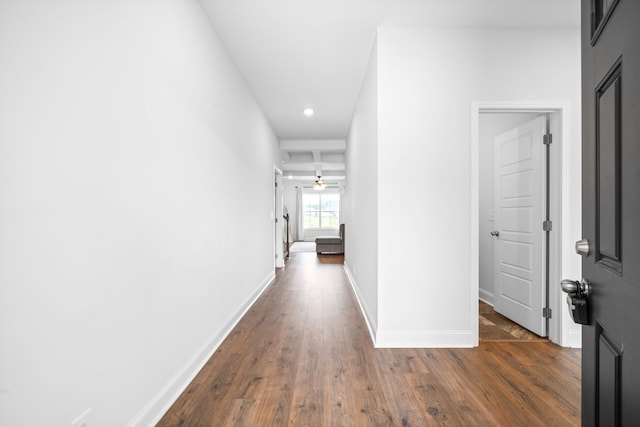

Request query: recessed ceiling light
[{"left": 303, "top": 108, "right": 314, "bottom": 116}]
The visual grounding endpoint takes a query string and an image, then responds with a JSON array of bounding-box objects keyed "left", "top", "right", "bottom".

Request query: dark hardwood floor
[
  {"left": 158, "top": 252, "right": 580, "bottom": 426},
  {"left": 479, "top": 300, "right": 549, "bottom": 342}
]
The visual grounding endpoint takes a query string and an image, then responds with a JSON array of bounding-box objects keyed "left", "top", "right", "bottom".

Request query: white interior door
[{"left": 493, "top": 115, "right": 546, "bottom": 336}]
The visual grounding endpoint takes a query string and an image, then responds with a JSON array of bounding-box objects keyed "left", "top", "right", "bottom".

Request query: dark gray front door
[{"left": 581, "top": 0, "right": 640, "bottom": 425}]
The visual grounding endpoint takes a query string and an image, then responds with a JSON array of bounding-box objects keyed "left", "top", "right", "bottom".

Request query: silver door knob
[
  {"left": 561, "top": 278, "right": 590, "bottom": 297},
  {"left": 490, "top": 230, "right": 500, "bottom": 237},
  {"left": 575, "top": 238, "right": 590, "bottom": 257}
]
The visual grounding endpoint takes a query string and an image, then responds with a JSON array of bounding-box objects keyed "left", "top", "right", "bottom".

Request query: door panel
[
  {"left": 581, "top": 0, "right": 640, "bottom": 424},
  {"left": 597, "top": 332, "right": 621, "bottom": 426},
  {"left": 493, "top": 116, "right": 546, "bottom": 336},
  {"left": 595, "top": 60, "right": 622, "bottom": 274}
]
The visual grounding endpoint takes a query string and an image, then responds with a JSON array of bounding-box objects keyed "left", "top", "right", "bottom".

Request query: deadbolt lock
[
  {"left": 575, "top": 238, "right": 590, "bottom": 257},
  {"left": 560, "top": 279, "right": 590, "bottom": 325}
]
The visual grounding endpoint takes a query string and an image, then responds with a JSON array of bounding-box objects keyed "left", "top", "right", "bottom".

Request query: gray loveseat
[{"left": 315, "top": 223, "right": 345, "bottom": 254}]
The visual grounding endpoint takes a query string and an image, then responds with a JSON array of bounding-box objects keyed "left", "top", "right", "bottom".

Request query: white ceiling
[
  {"left": 201, "top": 0, "right": 579, "bottom": 140},
  {"left": 200, "top": 0, "right": 579, "bottom": 181}
]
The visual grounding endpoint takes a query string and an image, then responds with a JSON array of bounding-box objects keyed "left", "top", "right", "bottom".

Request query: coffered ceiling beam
[
  {"left": 281, "top": 162, "right": 345, "bottom": 172},
  {"left": 280, "top": 139, "right": 346, "bottom": 152}
]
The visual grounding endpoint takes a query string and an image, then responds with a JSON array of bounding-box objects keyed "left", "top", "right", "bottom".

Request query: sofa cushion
[{"left": 315, "top": 236, "right": 342, "bottom": 245}]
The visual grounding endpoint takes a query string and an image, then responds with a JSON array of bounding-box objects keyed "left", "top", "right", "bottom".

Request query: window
[{"left": 303, "top": 192, "right": 340, "bottom": 229}]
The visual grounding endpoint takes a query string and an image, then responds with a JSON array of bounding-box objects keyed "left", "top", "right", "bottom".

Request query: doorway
[
  {"left": 481, "top": 113, "right": 548, "bottom": 337},
  {"left": 274, "top": 167, "right": 284, "bottom": 269},
  {"left": 471, "top": 103, "right": 572, "bottom": 346}
]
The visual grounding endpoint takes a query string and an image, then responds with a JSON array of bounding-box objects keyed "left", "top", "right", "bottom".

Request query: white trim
[
  {"left": 274, "top": 166, "right": 284, "bottom": 268},
  {"left": 479, "top": 289, "right": 495, "bottom": 306},
  {"left": 566, "top": 328, "right": 582, "bottom": 348},
  {"left": 128, "top": 272, "right": 276, "bottom": 427},
  {"left": 343, "top": 264, "right": 377, "bottom": 346},
  {"left": 470, "top": 105, "right": 481, "bottom": 348},
  {"left": 471, "top": 100, "right": 575, "bottom": 347}
]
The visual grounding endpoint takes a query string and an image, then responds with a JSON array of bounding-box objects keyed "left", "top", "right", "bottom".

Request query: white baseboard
[
  {"left": 343, "top": 263, "right": 377, "bottom": 346},
  {"left": 375, "top": 330, "right": 475, "bottom": 348},
  {"left": 128, "top": 272, "right": 276, "bottom": 427},
  {"left": 479, "top": 289, "right": 494, "bottom": 306},
  {"left": 565, "top": 329, "right": 583, "bottom": 348}
]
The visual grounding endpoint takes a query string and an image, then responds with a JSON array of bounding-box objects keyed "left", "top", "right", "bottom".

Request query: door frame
[
  {"left": 471, "top": 101, "right": 580, "bottom": 347},
  {"left": 274, "top": 166, "right": 284, "bottom": 269}
]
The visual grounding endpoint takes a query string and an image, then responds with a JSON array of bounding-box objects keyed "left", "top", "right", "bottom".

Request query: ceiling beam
[
  {"left": 280, "top": 139, "right": 346, "bottom": 152},
  {"left": 284, "top": 174, "right": 345, "bottom": 181},
  {"left": 281, "top": 162, "right": 345, "bottom": 172},
  {"left": 312, "top": 150, "right": 322, "bottom": 163},
  {"left": 312, "top": 150, "right": 322, "bottom": 177}
]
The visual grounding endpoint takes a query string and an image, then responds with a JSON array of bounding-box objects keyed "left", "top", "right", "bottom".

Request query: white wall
[
  {"left": 371, "top": 27, "right": 581, "bottom": 347},
  {"left": 345, "top": 42, "right": 379, "bottom": 337},
  {"left": 0, "top": 1, "right": 280, "bottom": 426},
  {"left": 478, "top": 113, "right": 540, "bottom": 304}
]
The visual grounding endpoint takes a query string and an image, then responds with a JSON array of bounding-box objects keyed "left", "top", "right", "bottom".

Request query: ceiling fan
[{"left": 314, "top": 176, "right": 326, "bottom": 190}]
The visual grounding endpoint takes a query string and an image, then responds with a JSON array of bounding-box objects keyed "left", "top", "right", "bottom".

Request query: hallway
[{"left": 158, "top": 252, "right": 580, "bottom": 426}]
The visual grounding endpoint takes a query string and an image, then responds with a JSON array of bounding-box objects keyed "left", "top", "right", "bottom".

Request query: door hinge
[
  {"left": 543, "top": 220, "right": 552, "bottom": 231},
  {"left": 543, "top": 134, "right": 553, "bottom": 145},
  {"left": 543, "top": 307, "right": 552, "bottom": 319}
]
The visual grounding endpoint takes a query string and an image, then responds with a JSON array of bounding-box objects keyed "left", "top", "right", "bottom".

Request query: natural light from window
[{"left": 303, "top": 192, "right": 340, "bottom": 229}]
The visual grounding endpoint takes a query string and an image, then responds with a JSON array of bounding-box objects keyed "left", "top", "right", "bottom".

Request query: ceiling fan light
[{"left": 314, "top": 176, "right": 325, "bottom": 190}]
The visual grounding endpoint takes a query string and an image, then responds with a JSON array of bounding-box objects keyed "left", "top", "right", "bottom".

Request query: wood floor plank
[{"left": 157, "top": 252, "right": 581, "bottom": 426}]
